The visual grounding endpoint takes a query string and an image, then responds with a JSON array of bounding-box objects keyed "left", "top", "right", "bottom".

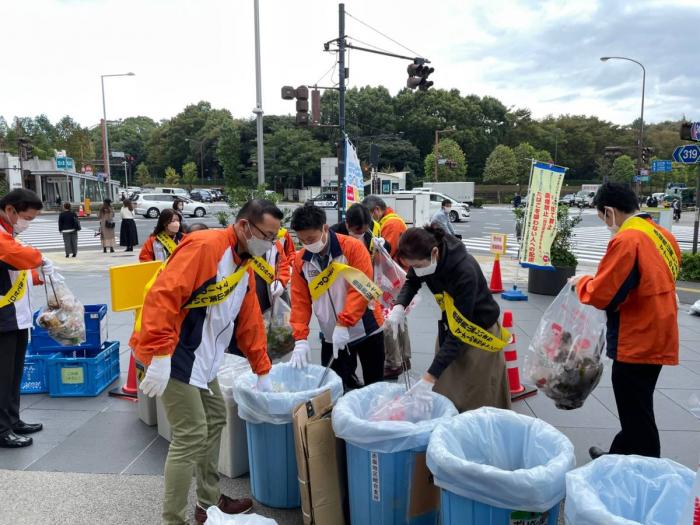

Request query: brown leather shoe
[{"left": 194, "top": 494, "right": 253, "bottom": 524}]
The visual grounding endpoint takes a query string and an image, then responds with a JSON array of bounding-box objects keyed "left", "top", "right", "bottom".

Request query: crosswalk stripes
[{"left": 15, "top": 218, "right": 118, "bottom": 252}]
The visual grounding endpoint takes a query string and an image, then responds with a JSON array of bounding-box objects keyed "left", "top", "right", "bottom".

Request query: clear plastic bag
[
  {"left": 332, "top": 382, "right": 457, "bottom": 453},
  {"left": 367, "top": 388, "right": 434, "bottom": 423},
  {"left": 689, "top": 299, "right": 700, "bottom": 316},
  {"left": 264, "top": 298, "right": 294, "bottom": 360},
  {"left": 564, "top": 455, "right": 695, "bottom": 525},
  {"left": 426, "top": 407, "right": 575, "bottom": 513},
  {"left": 382, "top": 317, "right": 412, "bottom": 368},
  {"left": 218, "top": 353, "right": 252, "bottom": 403},
  {"left": 372, "top": 238, "right": 406, "bottom": 309},
  {"left": 524, "top": 285, "right": 607, "bottom": 410},
  {"left": 232, "top": 363, "right": 343, "bottom": 424},
  {"left": 205, "top": 507, "right": 277, "bottom": 525},
  {"left": 36, "top": 274, "right": 86, "bottom": 346}
]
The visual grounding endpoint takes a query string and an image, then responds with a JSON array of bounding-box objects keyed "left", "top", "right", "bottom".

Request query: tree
[
  {"left": 423, "top": 138, "right": 467, "bottom": 182},
  {"left": 264, "top": 127, "right": 328, "bottom": 191},
  {"left": 135, "top": 163, "right": 152, "bottom": 186},
  {"left": 164, "top": 166, "right": 180, "bottom": 185},
  {"left": 217, "top": 119, "right": 243, "bottom": 186},
  {"left": 483, "top": 145, "right": 518, "bottom": 184},
  {"left": 181, "top": 162, "right": 198, "bottom": 190},
  {"left": 512, "top": 142, "right": 537, "bottom": 187},
  {"left": 609, "top": 155, "right": 635, "bottom": 183}
]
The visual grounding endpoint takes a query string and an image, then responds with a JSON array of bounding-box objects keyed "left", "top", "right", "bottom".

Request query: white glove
[
  {"left": 41, "top": 258, "right": 55, "bottom": 278},
  {"left": 386, "top": 305, "right": 406, "bottom": 338},
  {"left": 140, "top": 356, "right": 171, "bottom": 398},
  {"left": 290, "top": 340, "right": 310, "bottom": 369},
  {"left": 256, "top": 374, "right": 272, "bottom": 392},
  {"left": 406, "top": 378, "right": 434, "bottom": 417},
  {"left": 373, "top": 237, "right": 386, "bottom": 249},
  {"left": 332, "top": 325, "right": 350, "bottom": 359},
  {"left": 270, "top": 280, "right": 285, "bottom": 299}
]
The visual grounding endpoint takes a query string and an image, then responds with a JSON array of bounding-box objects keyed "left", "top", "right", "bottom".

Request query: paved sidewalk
[{"left": 0, "top": 250, "right": 698, "bottom": 524}]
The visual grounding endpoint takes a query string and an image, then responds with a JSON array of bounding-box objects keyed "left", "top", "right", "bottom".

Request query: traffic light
[
  {"left": 406, "top": 59, "right": 434, "bottom": 91},
  {"left": 281, "top": 86, "right": 295, "bottom": 100},
  {"left": 311, "top": 89, "right": 320, "bottom": 125},
  {"left": 680, "top": 122, "right": 692, "bottom": 141},
  {"left": 641, "top": 147, "right": 652, "bottom": 164},
  {"left": 17, "top": 138, "right": 32, "bottom": 161},
  {"left": 295, "top": 86, "right": 309, "bottom": 126}
]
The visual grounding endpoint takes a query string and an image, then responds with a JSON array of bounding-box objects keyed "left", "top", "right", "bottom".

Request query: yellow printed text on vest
[
  {"left": 155, "top": 233, "right": 178, "bottom": 258},
  {"left": 618, "top": 216, "right": 680, "bottom": 280},
  {"left": 185, "top": 262, "right": 251, "bottom": 309},
  {"left": 251, "top": 256, "right": 275, "bottom": 284},
  {"left": 309, "top": 261, "right": 382, "bottom": 303},
  {"left": 0, "top": 270, "right": 28, "bottom": 309}
]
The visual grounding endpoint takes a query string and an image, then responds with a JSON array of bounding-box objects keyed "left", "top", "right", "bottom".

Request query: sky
[{"left": 1, "top": 0, "right": 698, "bottom": 128}]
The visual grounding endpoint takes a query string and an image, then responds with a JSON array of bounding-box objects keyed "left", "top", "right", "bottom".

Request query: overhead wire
[{"left": 345, "top": 10, "right": 424, "bottom": 58}]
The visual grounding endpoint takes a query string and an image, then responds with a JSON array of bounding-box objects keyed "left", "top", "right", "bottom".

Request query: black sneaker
[{"left": 589, "top": 446, "right": 607, "bottom": 460}]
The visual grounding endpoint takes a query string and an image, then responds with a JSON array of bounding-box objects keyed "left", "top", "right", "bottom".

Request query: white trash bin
[
  {"left": 218, "top": 354, "right": 251, "bottom": 478},
  {"left": 135, "top": 359, "right": 157, "bottom": 426}
]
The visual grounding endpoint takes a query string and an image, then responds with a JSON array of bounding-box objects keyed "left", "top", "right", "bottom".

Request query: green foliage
[
  {"left": 227, "top": 185, "right": 279, "bottom": 214},
  {"left": 610, "top": 154, "right": 635, "bottom": 182},
  {"left": 164, "top": 167, "right": 180, "bottom": 186},
  {"left": 512, "top": 142, "right": 537, "bottom": 186},
  {"left": 265, "top": 127, "right": 328, "bottom": 190},
  {"left": 679, "top": 252, "right": 700, "bottom": 282},
  {"left": 483, "top": 145, "right": 518, "bottom": 184},
  {"left": 423, "top": 138, "right": 467, "bottom": 182},
  {"left": 181, "top": 162, "right": 198, "bottom": 190},
  {"left": 0, "top": 173, "right": 8, "bottom": 196},
  {"left": 215, "top": 211, "right": 230, "bottom": 227},
  {"left": 217, "top": 119, "right": 243, "bottom": 186},
  {"left": 135, "top": 163, "right": 152, "bottom": 186},
  {"left": 471, "top": 198, "right": 484, "bottom": 208}
]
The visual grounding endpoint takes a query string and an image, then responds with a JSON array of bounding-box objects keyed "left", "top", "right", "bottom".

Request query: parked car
[
  {"left": 394, "top": 190, "right": 470, "bottom": 222},
  {"left": 190, "top": 189, "right": 214, "bottom": 203},
  {"left": 307, "top": 193, "right": 338, "bottom": 209},
  {"left": 154, "top": 187, "right": 189, "bottom": 198},
  {"left": 559, "top": 193, "right": 577, "bottom": 206},
  {"left": 133, "top": 193, "right": 207, "bottom": 218},
  {"left": 209, "top": 189, "right": 225, "bottom": 201}
]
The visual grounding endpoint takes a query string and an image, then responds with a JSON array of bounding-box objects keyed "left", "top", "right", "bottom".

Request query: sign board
[
  {"left": 345, "top": 137, "right": 364, "bottom": 209},
  {"left": 111, "top": 151, "right": 125, "bottom": 158},
  {"left": 634, "top": 175, "right": 650, "bottom": 183},
  {"left": 55, "top": 157, "right": 75, "bottom": 170},
  {"left": 490, "top": 233, "right": 507, "bottom": 255},
  {"left": 691, "top": 122, "right": 700, "bottom": 141},
  {"left": 651, "top": 160, "right": 673, "bottom": 172},
  {"left": 672, "top": 145, "right": 700, "bottom": 164}
]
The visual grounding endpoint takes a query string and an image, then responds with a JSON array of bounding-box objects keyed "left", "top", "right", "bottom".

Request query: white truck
[
  {"left": 574, "top": 184, "right": 600, "bottom": 208},
  {"left": 420, "top": 181, "right": 475, "bottom": 204},
  {"left": 376, "top": 193, "right": 431, "bottom": 227}
]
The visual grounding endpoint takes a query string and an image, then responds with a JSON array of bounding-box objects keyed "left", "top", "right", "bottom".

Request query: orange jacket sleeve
[
  {"left": 275, "top": 240, "right": 291, "bottom": 287},
  {"left": 381, "top": 219, "right": 407, "bottom": 258},
  {"left": 576, "top": 233, "right": 638, "bottom": 310},
  {"left": 290, "top": 251, "right": 313, "bottom": 341},
  {"left": 234, "top": 267, "right": 272, "bottom": 375},
  {"left": 0, "top": 230, "right": 42, "bottom": 270},
  {"left": 337, "top": 235, "right": 373, "bottom": 327},
  {"left": 283, "top": 231, "right": 296, "bottom": 261},
  {"left": 139, "top": 236, "right": 155, "bottom": 262}
]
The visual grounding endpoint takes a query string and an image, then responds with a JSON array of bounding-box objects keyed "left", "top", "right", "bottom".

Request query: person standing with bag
[
  {"left": 119, "top": 199, "right": 138, "bottom": 252},
  {"left": 98, "top": 199, "right": 116, "bottom": 253},
  {"left": 58, "top": 202, "right": 80, "bottom": 258}
]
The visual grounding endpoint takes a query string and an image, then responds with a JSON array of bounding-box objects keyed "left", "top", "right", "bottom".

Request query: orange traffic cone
[
  {"left": 502, "top": 310, "right": 537, "bottom": 401},
  {"left": 108, "top": 352, "right": 138, "bottom": 400},
  {"left": 489, "top": 253, "right": 504, "bottom": 293},
  {"left": 78, "top": 204, "right": 85, "bottom": 217}
]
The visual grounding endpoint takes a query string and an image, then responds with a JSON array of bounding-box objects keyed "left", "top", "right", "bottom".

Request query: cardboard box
[{"left": 293, "top": 390, "right": 347, "bottom": 525}]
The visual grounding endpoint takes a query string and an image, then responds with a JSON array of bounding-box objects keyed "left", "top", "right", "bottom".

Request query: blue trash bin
[
  {"left": 333, "top": 382, "right": 458, "bottom": 525},
  {"left": 565, "top": 454, "right": 695, "bottom": 525},
  {"left": 233, "top": 363, "right": 343, "bottom": 509},
  {"left": 426, "top": 407, "right": 575, "bottom": 525}
]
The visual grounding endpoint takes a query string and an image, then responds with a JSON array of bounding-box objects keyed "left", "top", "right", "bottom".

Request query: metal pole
[
  {"left": 123, "top": 161, "right": 129, "bottom": 190},
  {"left": 200, "top": 141, "right": 204, "bottom": 180},
  {"left": 253, "top": 0, "right": 265, "bottom": 186},
  {"left": 434, "top": 130, "right": 439, "bottom": 181},
  {"left": 638, "top": 65, "right": 646, "bottom": 196},
  {"left": 337, "top": 2, "right": 346, "bottom": 223},
  {"left": 693, "top": 164, "right": 700, "bottom": 254},
  {"left": 554, "top": 132, "right": 558, "bottom": 164},
  {"left": 101, "top": 76, "right": 111, "bottom": 188}
]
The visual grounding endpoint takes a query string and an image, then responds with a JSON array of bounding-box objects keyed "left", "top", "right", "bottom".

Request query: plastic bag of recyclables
[
  {"left": 263, "top": 298, "right": 295, "bottom": 360},
  {"left": 35, "top": 274, "right": 86, "bottom": 346},
  {"left": 233, "top": 363, "right": 343, "bottom": 424},
  {"left": 525, "top": 285, "right": 607, "bottom": 410}
]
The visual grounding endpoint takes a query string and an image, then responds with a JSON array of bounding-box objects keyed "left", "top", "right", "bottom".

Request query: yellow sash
[
  {"left": 0, "top": 270, "right": 28, "bottom": 308},
  {"left": 277, "top": 228, "right": 288, "bottom": 239},
  {"left": 185, "top": 261, "right": 251, "bottom": 308},
  {"left": 155, "top": 233, "right": 178, "bottom": 258},
  {"left": 251, "top": 256, "right": 275, "bottom": 284},
  {"left": 369, "top": 221, "right": 382, "bottom": 255},
  {"left": 434, "top": 292, "right": 510, "bottom": 353},
  {"left": 309, "top": 261, "right": 383, "bottom": 303},
  {"left": 618, "top": 216, "right": 680, "bottom": 280},
  {"left": 379, "top": 212, "right": 406, "bottom": 229}
]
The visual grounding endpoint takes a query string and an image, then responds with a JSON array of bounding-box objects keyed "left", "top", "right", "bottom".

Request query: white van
[
  {"left": 394, "top": 190, "right": 470, "bottom": 222},
  {"left": 134, "top": 193, "right": 207, "bottom": 218},
  {"left": 155, "top": 187, "right": 189, "bottom": 197}
]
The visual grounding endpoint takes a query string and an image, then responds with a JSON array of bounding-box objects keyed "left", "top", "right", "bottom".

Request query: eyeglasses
[{"left": 249, "top": 221, "right": 278, "bottom": 242}]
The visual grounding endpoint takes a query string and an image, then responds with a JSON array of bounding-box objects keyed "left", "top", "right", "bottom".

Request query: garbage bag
[
  {"left": 372, "top": 239, "right": 406, "bottom": 309},
  {"left": 332, "top": 382, "right": 457, "bottom": 453},
  {"left": 426, "top": 407, "right": 575, "bottom": 513},
  {"left": 218, "top": 353, "right": 251, "bottom": 403},
  {"left": 689, "top": 299, "right": 700, "bottom": 316},
  {"left": 264, "top": 298, "right": 294, "bottom": 360},
  {"left": 233, "top": 363, "right": 343, "bottom": 424},
  {"left": 524, "top": 285, "right": 607, "bottom": 410},
  {"left": 35, "top": 274, "right": 86, "bottom": 346},
  {"left": 564, "top": 454, "right": 694, "bottom": 525},
  {"left": 205, "top": 507, "right": 277, "bottom": 524}
]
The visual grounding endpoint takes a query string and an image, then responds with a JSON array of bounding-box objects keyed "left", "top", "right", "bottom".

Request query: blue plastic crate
[
  {"left": 31, "top": 304, "right": 108, "bottom": 353},
  {"left": 46, "top": 341, "right": 120, "bottom": 397},
  {"left": 21, "top": 349, "right": 57, "bottom": 394}
]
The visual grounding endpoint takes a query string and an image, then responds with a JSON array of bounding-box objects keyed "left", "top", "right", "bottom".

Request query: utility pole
[
  {"left": 337, "top": 2, "right": 346, "bottom": 223},
  {"left": 253, "top": 0, "right": 265, "bottom": 186},
  {"left": 693, "top": 164, "right": 700, "bottom": 254}
]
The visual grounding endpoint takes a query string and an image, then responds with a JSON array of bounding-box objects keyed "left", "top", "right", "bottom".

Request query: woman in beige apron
[{"left": 387, "top": 225, "right": 510, "bottom": 413}]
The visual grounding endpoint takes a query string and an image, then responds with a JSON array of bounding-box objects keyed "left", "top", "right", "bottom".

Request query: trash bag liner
[
  {"left": 233, "top": 362, "right": 343, "bottom": 424},
  {"left": 218, "top": 354, "right": 251, "bottom": 402},
  {"left": 426, "top": 407, "right": 575, "bottom": 512},
  {"left": 564, "top": 454, "right": 694, "bottom": 525},
  {"left": 332, "top": 382, "right": 457, "bottom": 453}
]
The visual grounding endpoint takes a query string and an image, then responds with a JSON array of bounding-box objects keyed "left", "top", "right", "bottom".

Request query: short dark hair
[
  {"left": 397, "top": 225, "right": 446, "bottom": 261},
  {"left": 0, "top": 188, "right": 43, "bottom": 213},
  {"left": 346, "top": 203, "right": 371, "bottom": 229},
  {"left": 187, "top": 222, "right": 209, "bottom": 232},
  {"left": 362, "top": 195, "right": 387, "bottom": 212},
  {"left": 441, "top": 199, "right": 451, "bottom": 207},
  {"left": 236, "top": 199, "right": 283, "bottom": 223},
  {"left": 291, "top": 203, "right": 326, "bottom": 231},
  {"left": 593, "top": 183, "right": 640, "bottom": 214},
  {"left": 63, "top": 202, "right": 72, "bottom": 211}
]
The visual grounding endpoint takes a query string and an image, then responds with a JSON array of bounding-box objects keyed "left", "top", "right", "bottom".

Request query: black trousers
[
  {"left": 610, "top": 360, "right": 663, "bottom": 457},
  {"left": 0, "top": 329, "right": 29, "bottom": 435},
  {"left": 321, "top": 331, "right": 385, "bottom": 387}
]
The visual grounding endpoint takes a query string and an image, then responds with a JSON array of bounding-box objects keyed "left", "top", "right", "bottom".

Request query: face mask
[
  {"left": 413, "top": 251, "right": 438, "bottom": 277},
  {"left": 244, "top": 223, "right": 273, "bottom": 256},
  {"left": 14, "top": 217, "right": 30, "bottom": 234},
  {"left": 303, "top": 232, "right": 327, "bottom": 254},
  {"left": 604, "top": 207, "right": 619, "bottom": 234},
  {"left": 167, "top": 221, "right": 180, "bottom": 234}
]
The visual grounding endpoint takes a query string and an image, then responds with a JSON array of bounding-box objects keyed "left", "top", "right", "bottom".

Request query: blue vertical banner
[{"left": 345, "top": 136, "right": 364, "bottom": 210}]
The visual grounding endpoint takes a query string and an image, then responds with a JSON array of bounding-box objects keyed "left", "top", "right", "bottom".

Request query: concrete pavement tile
[
  {"left": 524, "top": 390, "right": 619, "bottom": 429},
  {"left": 511, "top": 399, "right": 536, "bottom": 417},
  {"left": 658, "top": 431, "right": 700, "bottom": 469},
  {"left": 660, "top": 388, "right": 700, "bottom": 416},
  {"left": 0, "top": 443, "right": 57, "bottom": 471},
  {"left": 122, "top": 435, "right": 168, "bottom": 475},
  {"left": 19, "top": 393, "right": 50, "bottom": 409},
  {"left": 657, "top": 365, "right": 700, "bottom": 389},
  {"left": 680, "top": 345, "right": 700, "bottom": 362},
  {"left": 26, "top": 411, "right": 158, "bottom": 474},
  {"left": 27, "top": 392, "right": 113, "bottom": 412},
  {"left": 103, "top": 397, "right": 140, "bottom": 413},
  {"left": 16, "top": 408, "right": 99, "bottom": 445},
  {"left": 679, "top": 329, "right": 700, "bottom": 342},
  {"left": 554, "top": 427, "right": 617, "bottom": 467},
  {"left": 679, "top": 361, "right": 700, "bottom": 377}
]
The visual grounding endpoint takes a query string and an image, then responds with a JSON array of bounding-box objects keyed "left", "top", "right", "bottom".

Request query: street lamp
[
  {"left": 600, "top": 56, "right": 646, "bottom": 190},
  {"left": 434, "top": 127, "right": 457, "bottom": 181},
  {"left": 100, "top": 72, "right": 135, "bottom": 195},
  {"left": 185, "top": 138, "right": 205, "bottom": 180}
]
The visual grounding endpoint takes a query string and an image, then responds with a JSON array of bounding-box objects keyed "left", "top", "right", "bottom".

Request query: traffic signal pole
[
  {"left": 337, "top": 3, "right": 346, "bottom": 223},
  {"left": 253, "top": 0, "right": 265, "bottom": 186},
  {"left": 693, "top": 164, "right": 699, "bottom": 254}
]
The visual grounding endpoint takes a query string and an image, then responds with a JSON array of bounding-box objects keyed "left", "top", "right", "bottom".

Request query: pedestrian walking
[
  {"left": 571, "top": 183, "right": 681, "bottom": 460},
  {"left": 386, "top": 225, "right": 511, "bottom": 413},
  {"left": 58, "top": 202, "right": 80, "bottom": 258},
  {"left": 0, "top": 189, "right": 52, "bottom": 448},
  {"left": 98, "top": 199, "right": 116, "bottom": 253},
  {"left": 672, "top": 198, "right": 681, "bottom": 222},
  {"left": 119, "top": 199, "right": 138, "bottom": 252},
  {"left": 139, "top": 209, "right": 185, "bottom": 262},
  {"left": 430, "top": 198, "right": 458, "bottom": 236}
]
